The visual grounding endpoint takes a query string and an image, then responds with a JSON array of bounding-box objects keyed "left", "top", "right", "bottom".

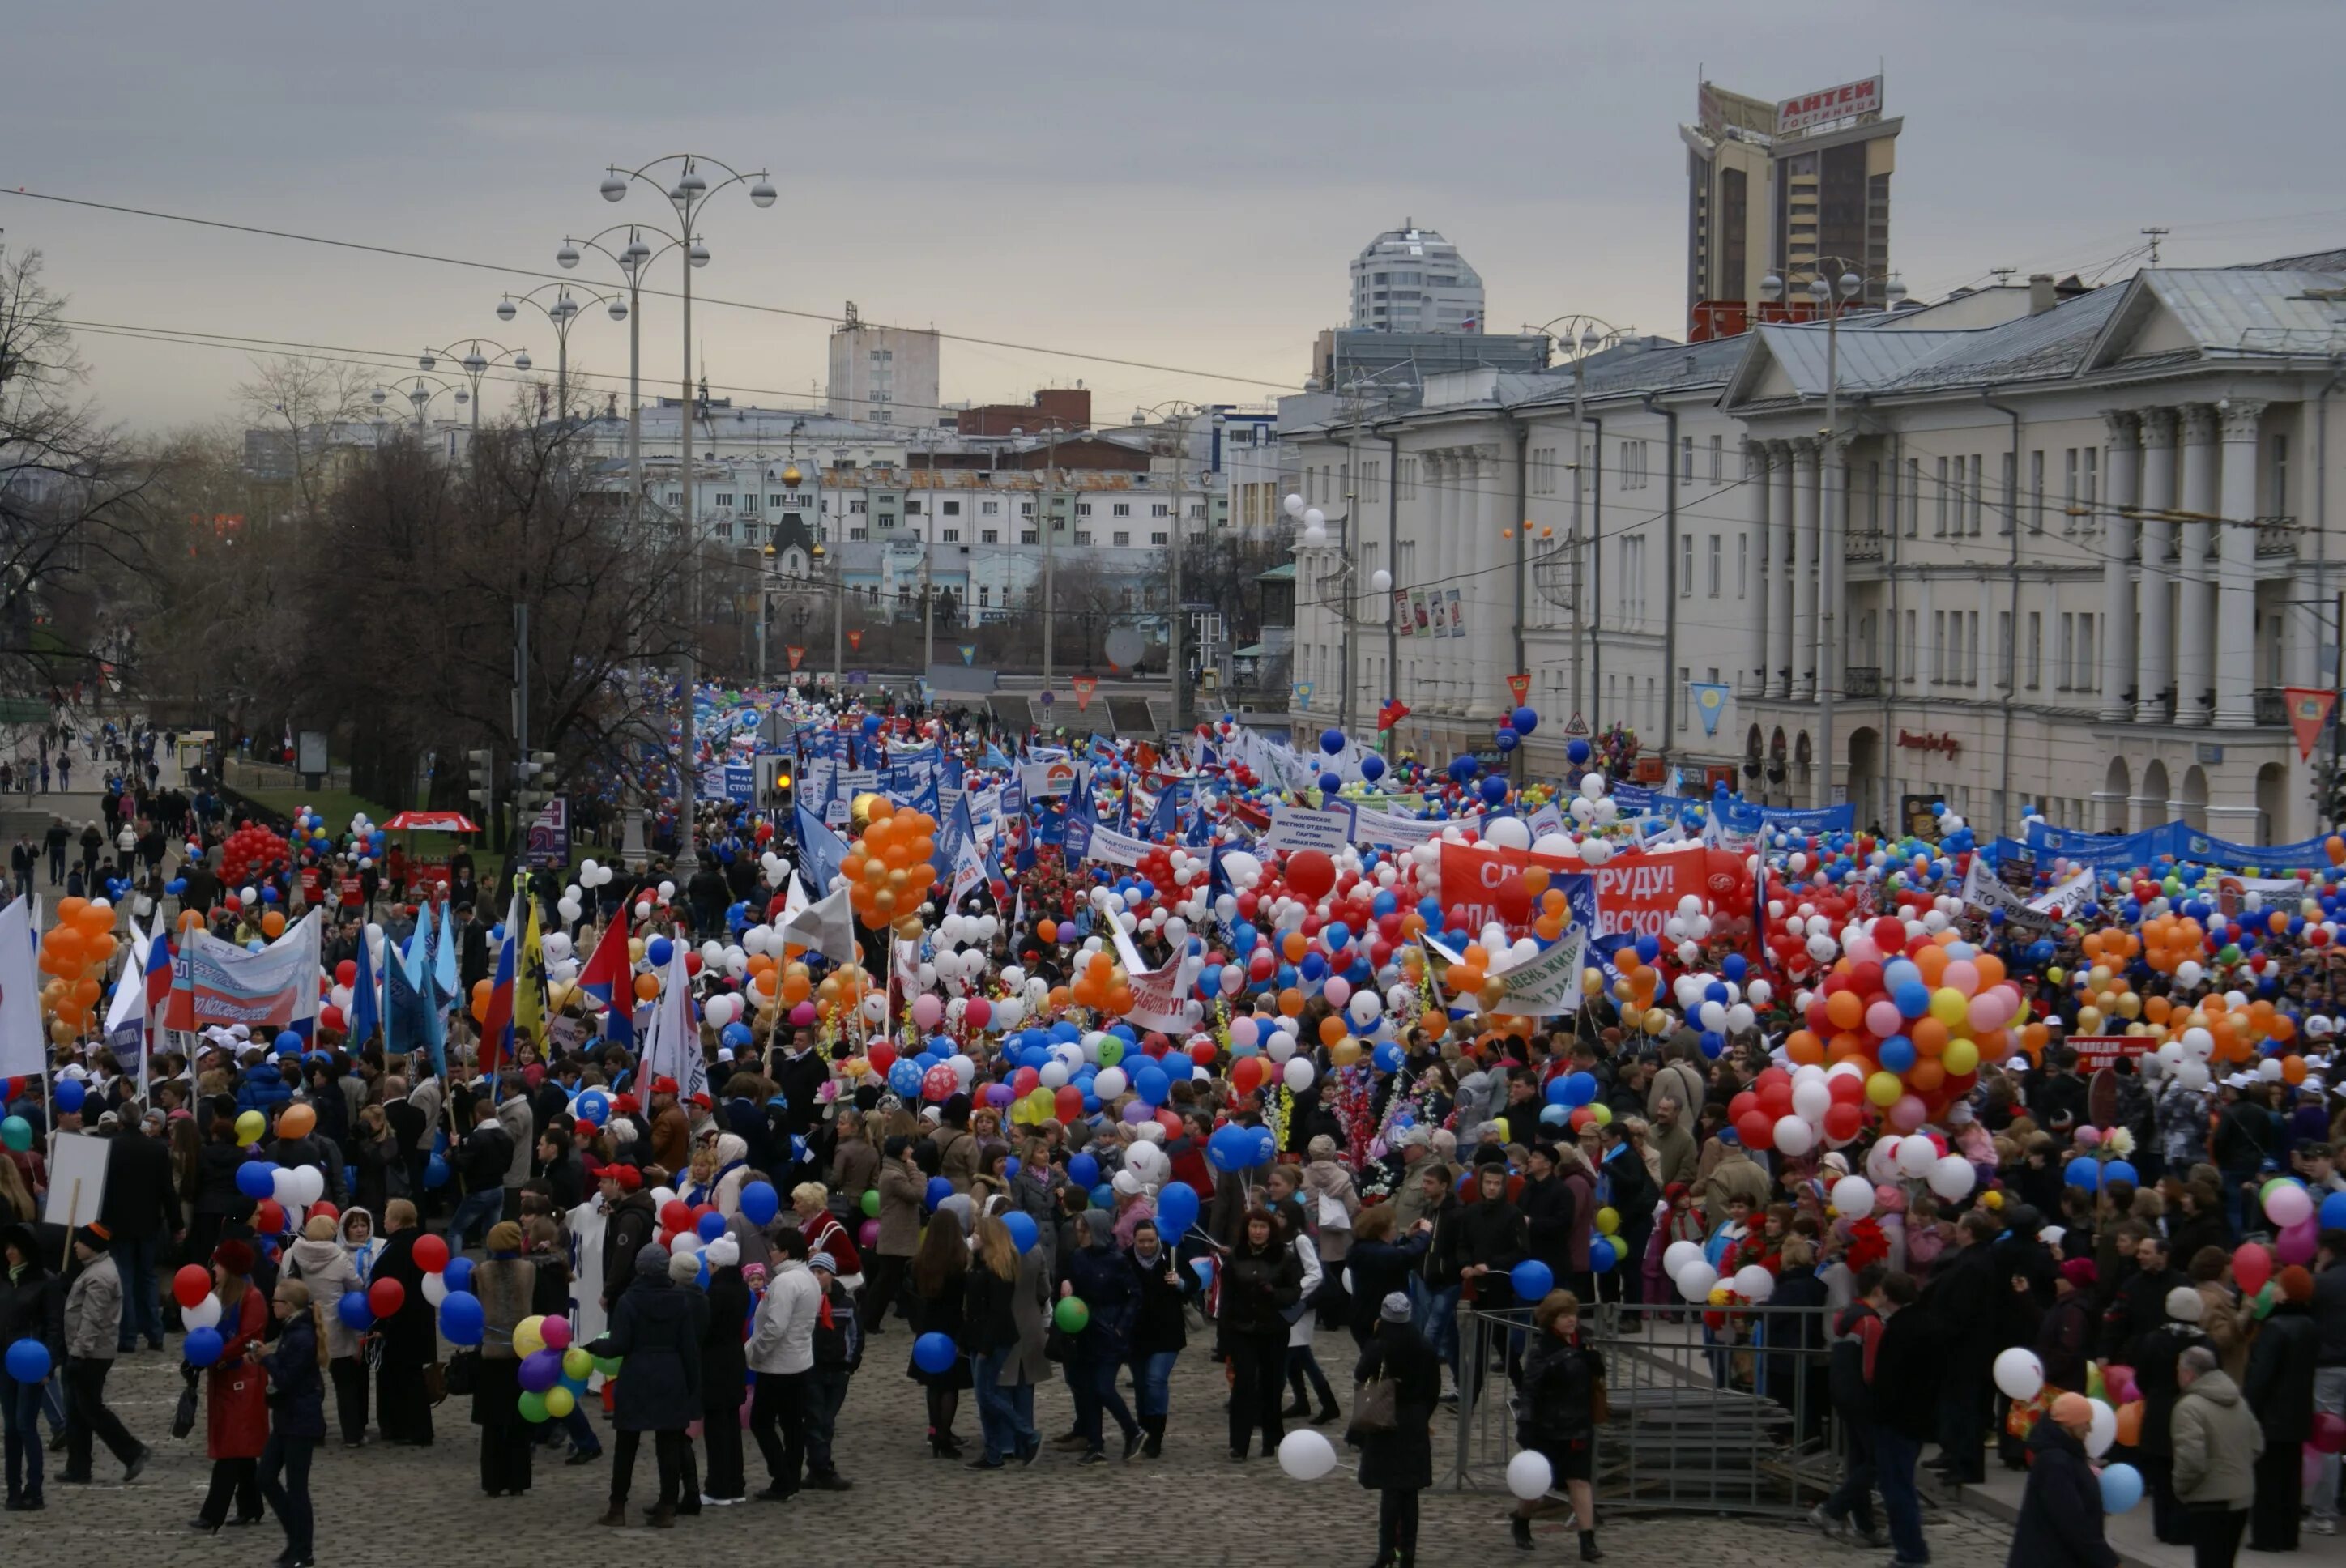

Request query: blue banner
[{"left": 795, "top": 801, "right": 847, "bottom": 892}]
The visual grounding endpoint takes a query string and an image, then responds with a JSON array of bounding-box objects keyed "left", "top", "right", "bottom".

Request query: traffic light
[
  {"left": 514, "top": 750, "right": 557, "bottom": 818},
  {"left": 466, "top": 748, "right": 495, "bottom": 815}
]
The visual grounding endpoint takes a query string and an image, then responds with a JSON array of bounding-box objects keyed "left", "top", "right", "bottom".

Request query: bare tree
[{"left": 0, "top": 244, "right": 160, "bottom": 697}]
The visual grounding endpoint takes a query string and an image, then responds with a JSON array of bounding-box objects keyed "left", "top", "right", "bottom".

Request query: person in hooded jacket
[
  {"left": 282, "top": 1215, "right": 365, "bottom": 1446},
  {"left": 1061, "top": 1208, "right": 1142, "bottom": 1463},
  {"left": 1512, "top": 1288, "right": 1607, "bottom": 1562},
  {"left": 470, "top": 1221, "right": 538, "bottom": 1497},
  {"left": 589, "top": 1240, "right": 705, "bottom": 1528},
  {"left": 1354, "top": 1290, "right": 1443, "bottom": 1568},
  {"left": 597, "top": 1165, "right": 657, "bottom": 1313},
  {"left": 2003, "top": 1391, "right": 2120, "bottom": 1568},
  {"left": 696, "top": 1231, "right": 750, "bottom": 1506},
  {"left": 2129, "top": 1284, "right": 2214, "bottom": 1545},
  {"left": 1344, "top": 1206, "right": 1431, "bottom": 1353},
  {"left": 2243, "top": 1264, "right": 2322, "bottom": 1550},
  {"left": 258, "top": 1278, "right": 327, "bottom": 1568},
  {"left": 0, "top": 1221, "right": 64, "bottom": 1510},
  {"left": 803, "top": 1251, "right": 864, "bottom": 1489}
]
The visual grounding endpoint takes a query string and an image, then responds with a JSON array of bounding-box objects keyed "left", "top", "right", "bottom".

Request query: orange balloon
[
  {"left": 471, "top": 978, "right": 492, "bottom": 1022},
  {"left": 633, "top": 971, "right": 663, "bottom": 1002},
  {"left": 1278, "top": 986, "right": 1306, "bottom": 1017},
  {"left": 279, "top": 1102, "right": 317, "bottom": 1140},
  {"left": 1912, "top": 945, "right": 1949, "bottom": 985},
  {"left": 1825, "top": 991, "right": 1864, "bottom": 1032},
  {"left": 1038, "top": 919, "right": 1058, "bottom": 944},
  {"left": 1318, "top": 1015, "right": 1347, "bottom": 1046}
]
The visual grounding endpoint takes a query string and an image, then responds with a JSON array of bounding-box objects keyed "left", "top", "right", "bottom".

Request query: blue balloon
[
  {"left": 1089, "top": 1182, "right": 1115, "bottom": 1209},
  {"left": 1495, "top": 729, "right": 1519, "bottom": 754},
  {"left": 236, "top": 1161, "right": 279, "bottom": 1201},
  {"left": 889, "top": 1059, "right": 923, "bottom": 1097},
  {"left": 3, "top": 1336, "right": 50, "bottom": 1383},
  {"left": 2100, "top": 1461, "right": 2144, "bottom": 1514},
  {"left": 2322, "top": 1191, "right": 2346, "bottom": 1232},
  {"left": 274, "top": 1029, "right": 303, "bottom": 1055},
  {"left": 1154, "top": 1182, "right": 1200, "bottom": 1240},
  {"left": 1003, "top": 1211, "right": 1039, "bottom": 1254},
  {"left": 1320, "top": 728, "right": 1346, "bottom": 756},
  {"left": 1360, "top": 753, "right": 1386, "bottom": 782},
  {"left": 53, "top": 1078, "right": 85, "bottom": 1114},
  {"left": 1510, "top": 706, "right": 1539, "bottom": 735},
  {"left": 923, "top": 1175, "right": 953, "bottom": 1212},
  {"left": 1566, "top": 737, "right": 1591, "bottom": 765},
  {"left": 1132, "top": 1064, "right": 1171, "bottom": 1106},
  {"left": 696, "top": 1210, "right": 727, "bottom": 1242},
  {"left": 181, "top": 1327, "right": 224, "bottom": 1368},
  {"left": 2064, "top": 1157, "right": 2101, "bottom": 1191},
  {"left": 914, "top": 1331, "right": 959, "bottom": 1374},
  {"left": 646, "top": 935, "right": 673, "bottom": 967},
  {"left": 442, "top": 1256, "right": 475, "bottom": 1296},
  {"left": 424, "top": 1153, "right": 451, "bottom": 1190},
  {"left": 576, "top": 1090, "right": 609, "bottom": 1127},
  {"left": 1319, "top": 772, "right": 1341, "bottom": 795},
  {"left": 1067, "top": 1153, "right": 1101, "bottom": 1188},
  {"left": 2101, "top": 1160, "right": 2139, "bottom": 1189},
  {"left": 440, "top": 1292, "right": 486, "bottom": 1346},
  {"left": 337, "top": 1290, "right": 373, "bottom": 1332},
  {"left": 1509, "top": 1259, "right": 1555, "bottom": 1301},
  {"left": 1478, "top": 775, "right": 1508, "bottom": 806},
  {"left": 1559, "top": 1071, "right": 1597, "bottom": 1107},
  {"left": 1589, "top": 1236, "right": 1619, "bottom": 1273},
  {"left": 738, "top": 1180, "right": 779, "bottom": 1228}
]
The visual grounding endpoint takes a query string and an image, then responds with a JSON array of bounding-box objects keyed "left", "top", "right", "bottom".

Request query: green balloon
[
  {"left": 1054, "top": 1296, "right": 1090, "bottom": 1335},
  {"left": 860, "top": 1188, "right": 881, "bottom": 1218},
  {"left": 0, "top": 1116, "right": 28, "bottom": 1153},
  {"left": 591, "top": 1354, "right": 622, "bottom": 1378},
  {"left": 561, "top": 1347, "right": 593, "bottom": 1381},
  {"left": 517, "top": 1390, "right": 548, "bottom": 1423}
]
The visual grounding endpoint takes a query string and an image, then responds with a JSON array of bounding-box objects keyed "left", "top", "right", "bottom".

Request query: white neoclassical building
[{"left": 1286, "top": 252, "right": 2346, "bottom": 843}]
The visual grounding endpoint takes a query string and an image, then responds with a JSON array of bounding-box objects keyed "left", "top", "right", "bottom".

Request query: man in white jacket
[{"left": 745, "top": 1228, "right": 822, "bottom": 1501}]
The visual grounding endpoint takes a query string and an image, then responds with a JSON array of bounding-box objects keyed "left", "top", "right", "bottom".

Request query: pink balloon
[
  {"left": 1888, "top": 1094, "right": 1927, "bottom": 1132},
  {"left": 859, "top": 1219, "right": 880, "bottom": 1248},
  {"left": 789, "top": 1002, "right": 817, "bottom": 1026},
  {"left": 540, "top": 1316, "right": 573, "bottom": 1352},
  {"left": 2277, "top": 1216, "right": 2320, "bottom": 1267},
  {"left": 1968, "top": 995, "right": 2004, "bottom": 1033},
  {"left": 2075, "top": 1125, "right": 2103, "bottom": 1148},
  {"left": 1864, "top": 1000, "right": 1903, "bottom": 1038},
  {"left": 1943, "top": 960, "right": 1980, "bottom": 997},
  {"left": 911, "top": 994, "right": 943, "bottom": 1030}
]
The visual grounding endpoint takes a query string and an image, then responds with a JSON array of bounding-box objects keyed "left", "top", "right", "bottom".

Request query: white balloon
[
  {"left": 1674, "top": 1261, "right": 1718, "bottom": 1302},
  {"left": 1772, "top": 1115, "right": 1815, "bottom": 1157},
  {"left": 1506, "top": 1448, "right": 1554, "bottom": 1501},
  {"left": 1791, "top": 1080, "right": 1831, "bottom": 1121},
  {"left": 1896, "top": 1135, "right": 1939, "bottom": 1179},
  {"left": 1485, "top": 816, "right": 1533, "bottom": 852},
  {"left": 183, "top": 1291, "right": 224, "bottom": 1329},
  {"left": 1928, "top": 1153, "right": 1977, "bottom": 1202},
  {"left": 1094, "top": 1067, "right": 1128, "bottom": 1100},
  {"left": 1992, "top": 1347, "right": 2045, "bottom": 1401},
  {"left": 1282, "top": 1057, "right": 1316, "bottom": 1093},
  {"left": 1831, "top": 1174, "right": 1876, "bottom": 1219},
  {"left": 422, "top": 1272, "right": 449, "bottom": 1307},
  {"left": 2086, "top": 1398, "right": 2117, "bottom": 1458},
  {"left": 1278, "top": 1428, "right": 1338, "bottom": 1480},
  {"left": 1733, "top": 1264, "right": 1775, "bottom": 1303}
]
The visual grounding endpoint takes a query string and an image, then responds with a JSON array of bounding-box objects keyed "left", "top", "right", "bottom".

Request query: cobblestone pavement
[{"left": 6, "top": 1322, "right": 2016, "bottom": 1568}]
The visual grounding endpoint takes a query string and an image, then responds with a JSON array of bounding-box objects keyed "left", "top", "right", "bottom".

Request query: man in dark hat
[{"left": 58, "top": 1224, "right": 148, "bottom": 1485}]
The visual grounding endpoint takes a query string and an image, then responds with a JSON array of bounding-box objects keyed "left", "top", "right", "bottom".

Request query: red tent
[{"left": 383, "top": 811, "right": 480, "bottom": 833}]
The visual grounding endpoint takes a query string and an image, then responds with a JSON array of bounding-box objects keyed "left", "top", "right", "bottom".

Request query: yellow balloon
[
  {"left": 562, "top": 1347, "right": 593, "bottom": 1381},
  {"left": 1929, "top": 987, "right": 1970, "bottom": 1028},
  {"left": 1587, "top": 1101, "right": 1613, "bottom": 1127},
  {"left": 543, "top": 1385, "right": 576, "bottom": 1419},
  {"left": 236, "top": 1110, "right": 265, "bottom": 1146},
  {"left": 1942, "top": 1038, "right": 1980, "bottom": 1076},
  {"left": 513, "top": 1314, "right": 546, "bottom": 1358},
  {"left": 1866, "top": 1071, "right": 1904, "bottom": 1107},
  {"left": 1595, "top": 1206, "right": 1620, "bottom": 1235}
]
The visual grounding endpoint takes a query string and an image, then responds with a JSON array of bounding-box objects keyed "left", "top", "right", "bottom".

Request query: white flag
[
  {"left": 783, "top": 885, "right": 858, "bottom": 965},
  {"left": 0, "top": 897, "right": 43, "bottom": 1080}
]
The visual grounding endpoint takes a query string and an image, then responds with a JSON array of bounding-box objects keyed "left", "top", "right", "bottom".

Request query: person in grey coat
[
  {"left": 59, "top": 1225, "right": 147, "bottom": 1484},
  {"left": 2172, "top": 1344, "right": 2264, "bottom": 1567},
  {"left": 588, "top": 1242, "right": 706, "bottom": 1528}
]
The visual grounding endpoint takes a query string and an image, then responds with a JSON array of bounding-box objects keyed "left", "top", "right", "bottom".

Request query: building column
[
  {"left": 2214, "top": 398, "right": 2267, "bottom": 728},
  {"left": 2175, "top": 404, "right": 2219, "bottom": 726},
  {"left": 2135, "top": 408, "right": 2178, "bottom": 722},
  {"left": 1743, "top": 443, "right": 1772, "bottom": 698},
  {"left": 1768, "top": 441, "right": 1795, "bottom": 699},
  {"left": 1469, "top": 447, "right": 1508, "bottom": 719},
  {"left": 2099, "top": 410, "right": 2141, "bottom": 722},
  {"left": 1425, "top": 451, "right": 1450, "bottom": 709},
  {"left": 1792, "top": 437, "right": 1822, "bottom": 701}
]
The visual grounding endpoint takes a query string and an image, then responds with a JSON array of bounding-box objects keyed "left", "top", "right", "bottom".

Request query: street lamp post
[
  {"left": 1133, "top": 401, "right": 1208, "bottom": 736},
  {"left": 373, "top": 377, "right": 466, "bottom": 432},
  {"left": 418, "top": 338, "right": 531, "bottom": 439},
  {"left": 599, "top": 153, "right": 776, "bottom": 862},
  {"left": 1523, "top": 315, "right": 1636, "bottom": 742},
  {"left": 559, "top": 224, "right": 685, "bottom": 524},
  {"left": 1760, "top": 262, "right": 1908, "bottom": 809},
  {"left": 497, "top": 283, "right": 621, "bottom": 424}
]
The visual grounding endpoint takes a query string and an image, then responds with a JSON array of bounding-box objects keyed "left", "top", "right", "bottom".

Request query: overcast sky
[{"left": 9, "top": 0, "right": 2344, "bottom": 434}]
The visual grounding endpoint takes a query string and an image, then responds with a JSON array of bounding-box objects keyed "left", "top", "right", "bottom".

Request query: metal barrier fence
[{"left": 1449, "top": 1300, "right": 1841, "bottom": 1519}]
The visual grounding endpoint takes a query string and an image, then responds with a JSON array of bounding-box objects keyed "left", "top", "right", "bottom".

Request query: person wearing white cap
[
  {"left": 2129, "top": 1282, "right": 2214, "bottom": 1547},
  {"left": 1354, "top": 1289, "right": 1442, "bottom": 1567}
]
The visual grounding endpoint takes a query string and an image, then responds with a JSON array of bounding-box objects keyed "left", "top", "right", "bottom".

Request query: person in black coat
[
  {"left": 259, "top": 1279, "right": 328, "bottom": 1568},
  {"left": 1218, "top": 1207, "right": 1303, "bottom": 1462},
  {"left": 2003, "top": 1394, "right": 2120, "bottom": 1568},
  {"left": 98, "top": 1119, "right": 180, "bottom": 1351},
  {"left": 0, "top": 1221, "right": 64, "bottom": 1510},
  {"left": 2244, "top": 1266, "right": 2323, "bottom": 1551},
  {"left": 1455, "top": 1160, "right": 1529, "bottom": 1404},
  {"left": 535, "top": 1131, "right": 584, "bottom": 1215},
  {"left": 1062, "top": 1209, "right": 1141, "bottom": 1462},
  {"left": 697, "top": 1237, "right": 752, "bottom": 1505},
  {"left": 369, "top": 1200, "right": 436, "bottom": 1447},
  {"left": 1512, "top": 1288, "right": 1607, "bottom": 1561},
  {"left": 1343, "top": 1207, "right": 1431, "bottom": 1352},
  {"left": 1867, "top": 1272, "right": 1938, "bottom": 1566},
  {"left": 1920, "top": 1208, "right": 2005, "bottom": 1484},
  {"left": 1764, "top": 1238, "right": 1832, "bottom": 1447},
  {"left": 1516, "top": 1145, "right": 1578, "bottom": 1284},
  {"left": 1353, "top": 1292, "right": 1443, "bottom": 1568},
  {"left": 2127, "top": 1289, "right": 2212, "bottom": 1546},
  {"left": 1124, "top": 1219, "right": 1188, "bottom": 1458},
  {"left": 188, "top": 1120, "right": 250, "bottom": 1279},
  {"left": 588, "top": 1242, "right": 706, "bottom": 1528}
]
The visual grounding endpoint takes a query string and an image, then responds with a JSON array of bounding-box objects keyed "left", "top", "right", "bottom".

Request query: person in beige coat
[
  {"left": 60, "top": 1224, "right": 147, "bottom": 1483},
  {"left": 283, "top": 1215, "right": 367, "bottom": 1445},
  {"left": 2172, "top": 1344, "right": 2263, "bottom": 1565}
]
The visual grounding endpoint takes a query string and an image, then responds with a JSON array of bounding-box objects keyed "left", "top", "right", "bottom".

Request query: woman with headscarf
[
  {"left": 697, "top": 1230, "right": 750, "bottom": 1506},
  {"left": 1062, "top": 1207, "right": 1142, "bottom": 1463},
  {"left": 1110, "top": 1168, "right": 1156, "bottom": 1248},
  {"left": 471, "top": 1221, "right": 537, "bottom": 1496},
  {"left": 282, "top": 1214, "right": 366, "bottom": 1447},
  {"left": 1354, "top": 1289, "right": 1443, "bottom": 1568},
  {"left": 906, "top": 1204, "right": 973, "bottom": 1456},
  {"left": 193, "top": 1239, "right": 269, "bottom": 1531},
  {"left": 369, "top": 1199, "right": 435, "bottom": 1447}
]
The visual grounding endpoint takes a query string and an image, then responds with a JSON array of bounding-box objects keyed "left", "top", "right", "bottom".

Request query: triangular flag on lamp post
[{"left": 2284, "top": 687, "right": 2338, "bottom": 761}]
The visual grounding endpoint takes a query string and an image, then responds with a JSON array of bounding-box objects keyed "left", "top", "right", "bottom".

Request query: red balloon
[
  {"left": 963, "top": 998, "right": 992, "bottom": 1030},
  {"left": 659, "top": 1200, "right": 693, "bottom": 1232},
  {"left": 254, "top": 1199, "right": 284, "bottom": 1234},
  {"left": 309, "top": 1201, "right": 338, "bottom": 1225},
  {"left": 1188, "top": 1040, "right": 1218, "bottom": 1069},
  {"left": 1232, "top": 1056, "right": 1265, "bottom": 1096},
  {"left": 1286, "top": 850, "right": 1337, "bottom": 902},
  {"left": 367, "top": 1276, "right": 406, "bottom": 1318},
  {"left": 1053, "top": 1084, "right": 1085, "bottom": 1121},
  {"left": 1734, "top": 1110, "right": 1774, "bottom": 1150},
  {"left": 1823, "top": 1102, "right": 1865, "bottom": 1142},
  {"left": 335, "top": 960, "right": 357, "bottom": 987},
  {"left": 412, "top": 1232, "right": 450, "bottom": 1273},
  {"left": 868, "top": 1040, "right": 898, "bottom": 1074},
  {"left": 173, "top": 1263, "right": 212, "bottom": 1308}
]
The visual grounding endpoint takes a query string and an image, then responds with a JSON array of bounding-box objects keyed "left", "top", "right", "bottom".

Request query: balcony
[
  {"left": 2254, "top": 688, "right": 2286, "bottom": 727},
  {"left": 2256, "top": 531, "right": 2297, "bottom": 559},
  {"left": 1844, "top": 666, "right": 1882, "bottom": 699},
  {"left": 1845, "top": 530, "right": 1885, "bottom": 563}
]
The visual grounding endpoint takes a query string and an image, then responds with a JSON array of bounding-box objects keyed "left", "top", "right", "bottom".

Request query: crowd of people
[{"left": 5, "top": 689, "right": 2346, "bottom": 1568}]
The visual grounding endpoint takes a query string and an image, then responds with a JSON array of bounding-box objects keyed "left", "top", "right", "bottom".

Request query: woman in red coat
[{"left": 194, "top": 1239, "right": 270, "bottom": 1532}]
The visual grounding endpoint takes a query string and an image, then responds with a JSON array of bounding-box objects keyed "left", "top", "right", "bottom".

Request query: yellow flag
[{"left": 514, "top": 880, "right": 549, "bottom": 1061}]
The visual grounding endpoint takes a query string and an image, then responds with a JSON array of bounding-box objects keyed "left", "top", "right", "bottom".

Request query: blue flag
[
  {"left": 385, "top": 944, "right": 446, "bottom": 1078},
  {"left": 433, "top": 897, "right": 459, "bottom": 1004},
  {"left": 795, "top": 800, "right": 848, "bottom": 893},
  {"left": 348, "top": 925, "right": 382, "bottom": 1048}
]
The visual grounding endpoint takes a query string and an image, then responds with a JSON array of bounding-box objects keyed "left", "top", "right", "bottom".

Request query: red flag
[
  {"left": 2283, "top": 686, "right": 2337, "bottom": 761},
  {"left": 1376, "top": 698, "right": 1411, "bottom": 733},
  {"left": 1504, "top": 674, "right": 1530, "bottom": 707}
]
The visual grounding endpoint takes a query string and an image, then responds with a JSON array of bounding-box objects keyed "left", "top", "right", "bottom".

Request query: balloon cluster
[
  {"left": 38, "top": 898, "right": 119, "bottom": 1046},
  {"left": 1785, "top": 926, "right": 2027, "bottom": 1131},
  {"left": 556, "top": 859, "right": 621, "bottom": 924},
  {"left": 842, "top": 796, "right": 938, "bottom": 937},
  {"left": 219, "top": 822, "right": 292, "bottom": 892}
]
